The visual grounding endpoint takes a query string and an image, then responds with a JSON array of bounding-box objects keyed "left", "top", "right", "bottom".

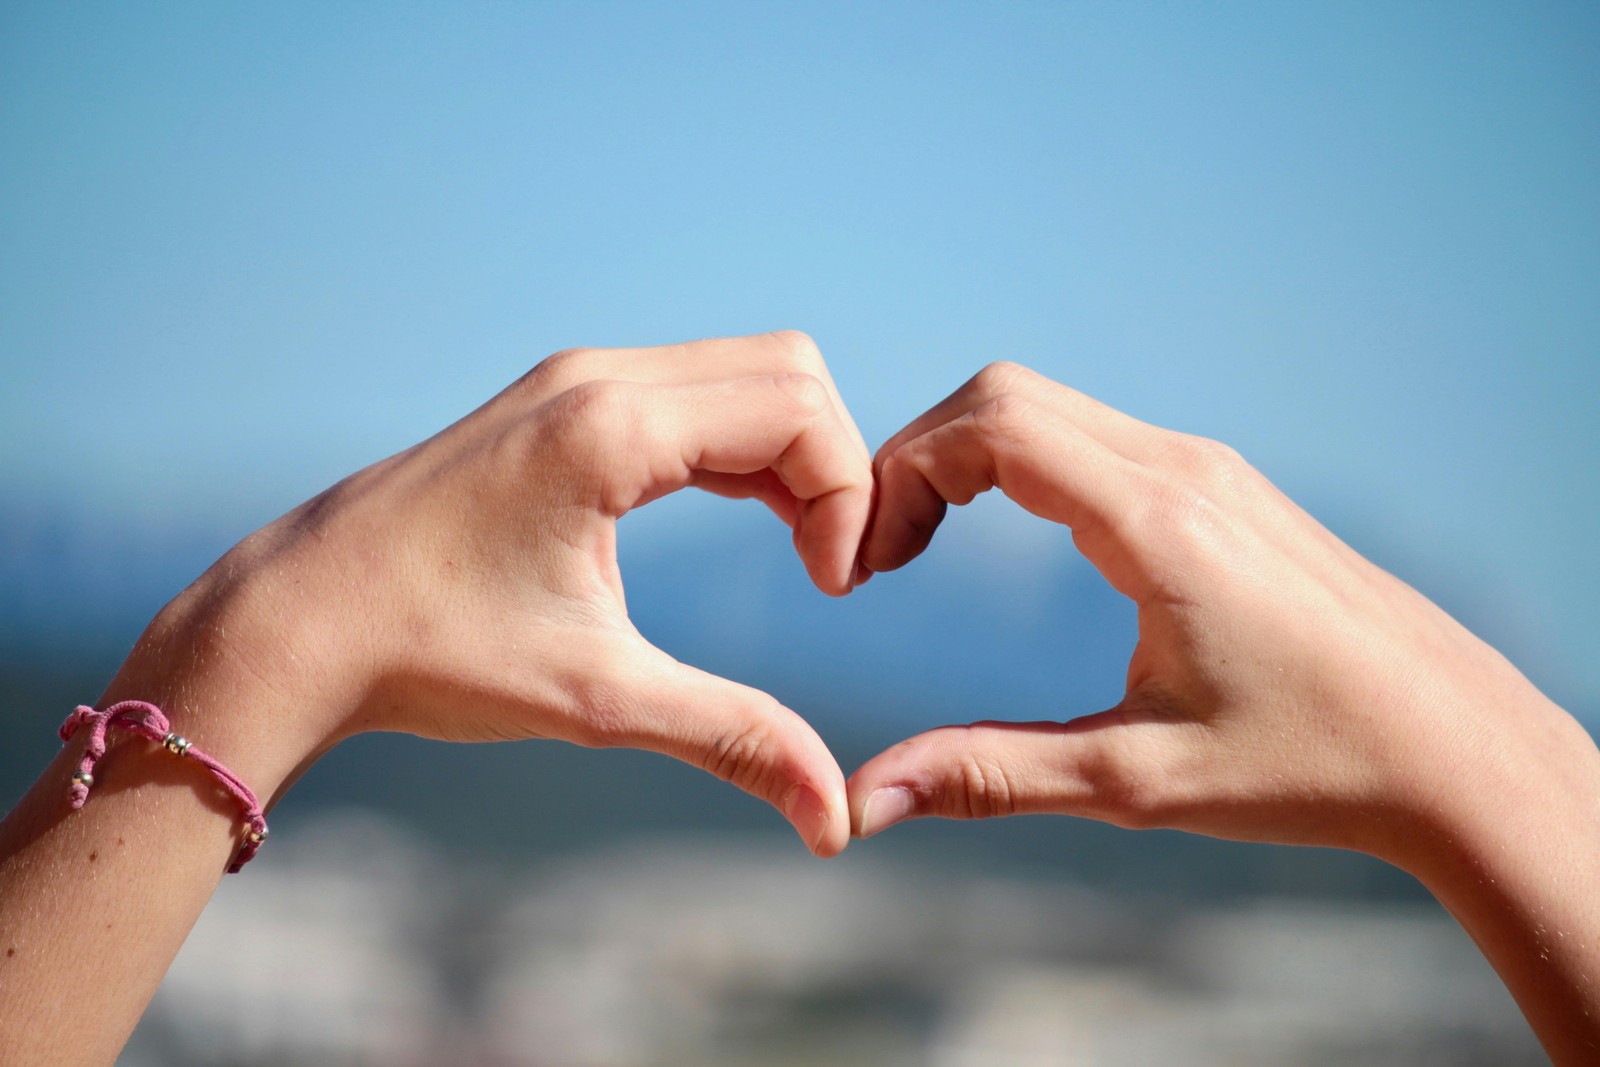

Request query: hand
[
  {"left": 846, "top": 361, "right": 1600, "bottom": 1063},
  {"left": 131, "top": 331, "right": 873, "bottom": 855},
  {"left": 2, "top": 330, "right": 877, "bottom": 1066},
  {"left": 849, "top": 361, "right": 1592, "bottom": 862}
]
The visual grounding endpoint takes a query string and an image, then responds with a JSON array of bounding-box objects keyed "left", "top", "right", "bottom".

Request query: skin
[
  {"left": 848, "top": 360, "right": 1600, "bottom": 1065},
  {"left": 0, "top": 332, "right": 872, "bottom": 1065},
  {"left": 1, "top": 340, "right": 1595, "bottom": 1063}
]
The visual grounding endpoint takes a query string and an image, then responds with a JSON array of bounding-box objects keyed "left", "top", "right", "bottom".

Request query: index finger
[
  {"left": 534, "top": 331, "right": 871, "bottom": 467},
  {"left": 875, "top": 361, "right": 1162, "bottom": 475},
  {"left": 864, "top": 392, "right": 1163, "bottom": 602},
  {"left": 554, "top": 374, "right": 874, "bottom": 597}
]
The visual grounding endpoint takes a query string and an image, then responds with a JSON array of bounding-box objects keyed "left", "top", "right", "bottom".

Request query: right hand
[{"left": 849, "top": 361, "right": 1592, "bottom": 867}]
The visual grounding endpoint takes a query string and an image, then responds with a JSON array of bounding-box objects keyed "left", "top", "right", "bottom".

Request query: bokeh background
[{"left": 3, "top": 3, "right": 1595, "bottom": 1064}]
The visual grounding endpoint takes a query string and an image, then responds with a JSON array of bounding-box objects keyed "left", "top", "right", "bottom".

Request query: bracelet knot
[{"left": 58, "top": 701, "right": 269, "bottom": 873}]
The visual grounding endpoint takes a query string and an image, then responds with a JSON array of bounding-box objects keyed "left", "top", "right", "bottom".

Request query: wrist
[
  {"left": 1380, "top": 695, "right": 1600, "bottom": 1064},
  {"left": 97, "top": 551, "right": 351, "bottom": 806},
  {"left": 1383, "top": 693, "right": 1600, "bottom": 885}
]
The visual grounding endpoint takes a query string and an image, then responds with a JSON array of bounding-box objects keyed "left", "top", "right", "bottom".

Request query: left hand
[{"left": 119, "top": 331, "right": 874, "bottom": 855}]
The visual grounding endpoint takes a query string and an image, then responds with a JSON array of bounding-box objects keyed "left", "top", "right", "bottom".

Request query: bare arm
[
  {"left": 849, "top": 361, "right": 1600, "bottom": 1065},
  {"left": 0, "top": 331, "right": 873, "bottom": 1066}
]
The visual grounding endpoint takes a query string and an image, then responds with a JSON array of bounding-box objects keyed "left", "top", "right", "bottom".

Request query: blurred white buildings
[{"left": 124, "top": 810, "right": 1543, "bottom": 1066}]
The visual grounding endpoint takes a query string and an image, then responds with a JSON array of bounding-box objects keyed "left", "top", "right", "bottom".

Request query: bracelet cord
[{"left": 58, "top": 701, "right": 268, "bottom": 873}]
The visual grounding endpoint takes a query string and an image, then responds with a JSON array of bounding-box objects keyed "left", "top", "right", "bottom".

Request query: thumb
[
  {"left": 576, "top": 646, "right": 850, "bottom": 857},
  {"left": 846, "top": 711, "right": 1170, "bottom": 838}
]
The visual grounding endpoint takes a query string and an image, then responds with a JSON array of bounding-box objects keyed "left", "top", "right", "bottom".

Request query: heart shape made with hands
[
  {"left": 602, "top": 339, "right": 1437, "bottom": 870},
  {"left": 391, "top": 332, "right": 1437, "bottom": 873},
  {"left": 584, "top": 345, "right": 1172, "bottom": 861},
  {"left": 795, "top": 360, "right": 1143, "bottom": 855},
  {"left": 534, "top": 339, "right": 1180, "bottom": 862}
]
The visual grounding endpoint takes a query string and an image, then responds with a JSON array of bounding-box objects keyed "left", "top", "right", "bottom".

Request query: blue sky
[{"left": 2, "top": 2, "right": 1597, "bottom": 718}]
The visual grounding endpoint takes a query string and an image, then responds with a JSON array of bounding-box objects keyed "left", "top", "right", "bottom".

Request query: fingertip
[
  {"left": 855, "top": 785, "right": 918, "bottom": 839},
  {"left": 861, "top": 504, "right": 939, "bottom": 574},
  {"left": 801, "top": 553, "right": 855, "bottom": 598},
  {"left": 796, "top": 486, "right": 874, "bottom": 597},
  {"left": 782, "top": 783, "right": 826, "bottom": 853},
  {"left": 784, "top": 782, "right": 850, "bottom": 857},
  {"left": 860, "top": 539, "right": 903, "bottom": 575},
  {"left": 811, "top": 834, "right": 848, "bottom": 859}
]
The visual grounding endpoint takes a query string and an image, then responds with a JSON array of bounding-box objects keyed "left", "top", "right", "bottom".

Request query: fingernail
[
  {"left": 852, "top": 560, "right": 874, "bottom": 588},
  {"left": 782, "top": 784, "right": 830, "bottom": 854},
  {"left": 858, "top": 786, "right": 916, "bottom": 839}
]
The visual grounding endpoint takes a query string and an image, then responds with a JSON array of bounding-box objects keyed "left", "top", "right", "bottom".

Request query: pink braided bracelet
[{"left": 58, "top": 701, "right": 269, "bottom": 873}]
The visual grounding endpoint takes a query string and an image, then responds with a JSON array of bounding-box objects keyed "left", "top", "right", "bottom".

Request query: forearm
[
  {"left": 0, "top": 590, "right": 330, "bottom": 1066},
  {"left": 1399, "top": 697, "right": 1600, "bottom": 1066}
]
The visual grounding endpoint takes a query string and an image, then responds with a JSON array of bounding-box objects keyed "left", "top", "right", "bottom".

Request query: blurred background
[{"left": 3, "top": 2, "right": 1595, "bottom": 1063}]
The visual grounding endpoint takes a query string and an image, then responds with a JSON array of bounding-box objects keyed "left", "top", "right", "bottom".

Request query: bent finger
[
  {"left": 875, "top": 361, "right": 1162, "bottom": 475},
  {"left": 535, "top": 331, "right": 871, "bottom": 468},
  {"left": 574, "top": 374, "right": 872, "bottom": 596},
  {"left": 866, "top": 394, "right": 1158, "bottom": 599}
]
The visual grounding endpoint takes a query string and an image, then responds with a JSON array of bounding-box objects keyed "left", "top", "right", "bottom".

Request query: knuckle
[
  {"left": 701, "top": 716, "right": 780, "bottom": 795},
  {"left": 969, "top": 392, "right": 1036, "bottom": 445},
  {"left": 1136, "top": 474, "right": 1231, "bottom": 554},
  {"left": 769, "top": 371, "right": 830, "bottom": 417},
  {"left": 872, "top": 439, "right": 899, "bottom": 481},
  {"left": 530, "top": 382, "right": 639, "bottom": 514},
  {"left": 1170, "top": 434, "right": 1248, "bottom": 488},
  {"left": 766, "top": 329, "right": 822, "bottom": 368},
  {"left": 561, "top": 672, "right": 635, "bottom": 749},
  {"left": 971, "top": 360, "right": 1035, "bottom": 397},
  {"left": 521, "top": 346, "right": 597, "bottom": 393},
  {"left": 889, "top": 438, "right": 943, "bottom": 495},
  {"left": 1082, "top": 743, "right": 1167, "bottom": 830},
  {"left": 544, "top": 346, "right": 596, "bottom": 372},
  {"left": 548, "top": 379, "right": 632, "bottom": 437},
  {"left": 879, "top": 442, "right": 915, "bottom": 485},
  {"left": 879, "top": 443, "right": 951, "bottom": 516},
  {"left": 944, "top": 744, "right": 1018, "bottom": 821},
  {"left": 1166, "top": 483, "right": 1232, "bottom": 551}
]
